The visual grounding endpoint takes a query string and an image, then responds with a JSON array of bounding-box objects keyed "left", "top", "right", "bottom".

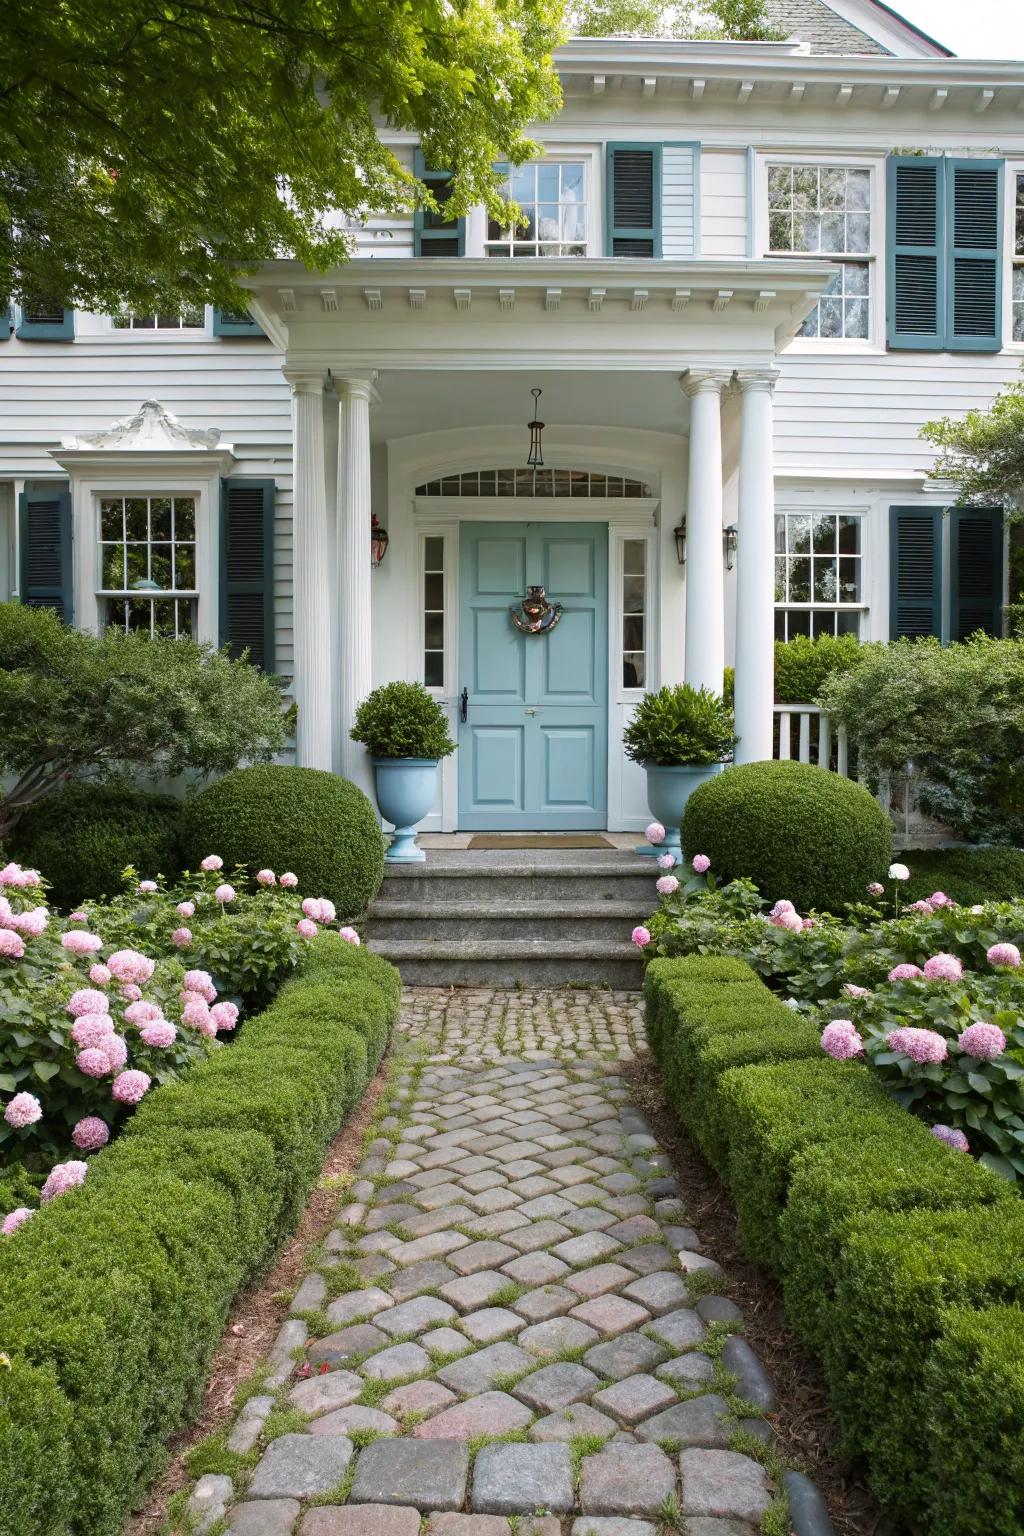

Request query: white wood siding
[
  {"left": 699, "top": 149, "right": 748, "bottom": 258},
  {"left": 661, "top": 146, "right": 697, "bottom": 258}
]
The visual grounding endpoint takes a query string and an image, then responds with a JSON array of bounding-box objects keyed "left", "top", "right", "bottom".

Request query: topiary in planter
[
  {"left": 623, "top": 684, "right": 734, "bottom": 766},
  {"left": 351, "top": 681, "right": 455, "bottom": 760},
  {"left": 180, "top": 765, "right": 384, "bottom": 918},
  {"left": 10, "top": 781, "right": 182, "bottom": 908},
  {"left": 680, "top": 758, "right": 892, "bottom": 913}
]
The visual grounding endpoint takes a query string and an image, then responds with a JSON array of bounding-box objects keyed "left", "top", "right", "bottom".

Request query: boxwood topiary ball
[
  {"left": 180, "top": 765, "right": 384, "bottom": 919},
  {"left": 680, "top": 759, "right": 892, "bottom": 913}
]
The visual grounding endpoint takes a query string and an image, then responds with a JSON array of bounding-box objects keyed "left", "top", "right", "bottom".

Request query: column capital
[
  {"left": 284, "top": 367, "right": 328, "bottom": 396},
  {"left": 332, "top": 373, "right": 380, "bottom": 405},
  {"left": 734, "top": 366, "right": 781, "bottom": 395},
  {"left": 680, "top": 368, "right": 732, "bottom": 399}
]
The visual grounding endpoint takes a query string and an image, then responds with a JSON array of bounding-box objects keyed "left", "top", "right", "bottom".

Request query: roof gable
[{"left": 766, "top": 0, "right": 953, "bottom": 56}]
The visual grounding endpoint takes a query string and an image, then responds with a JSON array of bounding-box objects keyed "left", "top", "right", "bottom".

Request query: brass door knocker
[{"left": 510, "top": 585, "right": 563, "bottom": 635}]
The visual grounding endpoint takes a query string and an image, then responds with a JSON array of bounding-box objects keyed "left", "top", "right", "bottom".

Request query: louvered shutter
[
  {"left": 0, "top": 303, "right": 11, "bottom": 340},
  {"left": 19, "top": 489, "right": 72, "bottom": 620},
  {"left": 606, "top": 145, "right": 661, "bottom": 257},
  {"left": 414, "top": 150, "right": 465, "bottom": 257},
  {"left": 887, "top": 157, "right": 944, "bottom": 350},
  {"left": 15, "top": 306, "right": 75, "bottom": 340},
  {"left": 213, "top": 309, "right": 264, "bottom": 337},
  {"left": 945, "top": 160, "right": 1003, "bottom": 352},
  {"left": 220, "top": 479, "right": 275, "bottom": 671},
  {"left": 889, "top": 506, "right": 942, "bottom": 639},
  {"left": 951, "top": 507, "right": 1003, "bottom": 638}
]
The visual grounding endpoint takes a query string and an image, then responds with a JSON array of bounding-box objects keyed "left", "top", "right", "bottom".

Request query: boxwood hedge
[
  {"left": 0, "top": 932, "right": 399, "bottom": 1536},
  {"left": 644, "top": 954, "right": 1024, "bottom": 1533}
]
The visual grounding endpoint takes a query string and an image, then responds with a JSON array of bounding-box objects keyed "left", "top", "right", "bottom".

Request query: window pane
[
  {"left": 102, "top": 545, "right": 126, "bottom": 587},
  {"left": 789, "top": 557, "right": 811, "bottom": 602},
  {"left": 424, "top": 652, "right": 444, "bottom": 687},
  {"left": 813, "top": 558, "right": 838, "bottom": 601},
  {"left": 838, "top": 515, "right": 861, "bottom": 553},
  {"left": 788, "top": 609, "right": 812, "bottom": 637},
  {"left": 149, "top": 545, "right": 174, "bottom": 588},
  {"left": 774, "top": 609, "right": 787, "bottom": 642},
  {"left": 836, "top": 609, "right": 861, "bottom": 637},
  {"left": 811, "top": 609, "right": 838, "bottom": 638},
  {"left": 424, "top": 536, "right": 444, "bottom": 569},
  {"left": 623, "top": 615, "right": 644, "bottom": 652},
  {"left": 175, "top": 498, "right": 196, "bottom": 539},
  {"left": 424, "top": 613, "right": 444, "bottom": 650},
  {"left": 623, "top": 575, "right": 645, "bottom": 611},
  {"left": 623, "top": 653, "right": 645, "bottom": 688},
  {"left": 811, "top": 513, "right": 835, "bottom": 553},
  {"left": 175, "top": 544, "right": 196, "bottom": 588},
  {"left": 125, "top": 498, "right": 148, "bottom": 540},
  {"left": 424, "top": 572, "right": 444, "bottom": 609},
  {"left": 838, "top": 556, "right": 860, "bottom": 601},
  {"left": 100, "top": 498, "right": 123, "bottom": 540},
  {"left": 789, "top": 515, "right": 812, "bottom": 554},
  {"left": 150, "top": 497, "right": 172, "bottom": 540},
  {"left": 623, "top": 539, "right": 645, "bottom": 575},
  {"left": 774, "top": 556, "right": 787, "bottom": 601}
]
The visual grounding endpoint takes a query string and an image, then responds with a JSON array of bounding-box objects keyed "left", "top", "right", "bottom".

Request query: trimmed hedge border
[
  {"left": 645, "top": 954, "right": 1024, "bottom": 1534},
  {"left": 0, "top": 933, "right": 400, "bottom": 1536}
]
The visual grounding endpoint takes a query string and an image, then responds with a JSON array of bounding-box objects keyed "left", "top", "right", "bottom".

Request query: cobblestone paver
[{"left": 214, "top": 988, "right": 813, "bottom": 1536}]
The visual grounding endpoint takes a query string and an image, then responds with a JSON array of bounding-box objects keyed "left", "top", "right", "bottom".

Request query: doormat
[{"left": 468, "top": 834, "right": 615, "bottom": 850}]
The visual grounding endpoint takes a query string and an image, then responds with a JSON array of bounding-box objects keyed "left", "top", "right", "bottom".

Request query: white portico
[{"left": 244, "top": 256, "right": 831, "bottom": 831}]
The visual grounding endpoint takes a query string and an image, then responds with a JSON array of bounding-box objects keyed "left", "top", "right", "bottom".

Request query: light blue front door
[{"left": 458, "top": 522, "right": 608, "bottom": 830}]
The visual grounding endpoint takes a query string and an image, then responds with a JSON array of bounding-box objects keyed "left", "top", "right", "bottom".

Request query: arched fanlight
[{"left": 526, "top": 387, "right": 545, "bottom": 468}]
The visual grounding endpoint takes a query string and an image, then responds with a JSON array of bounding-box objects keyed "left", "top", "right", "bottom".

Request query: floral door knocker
[{"left": 510, "top": 585, "right": 564, "bottom": 635}]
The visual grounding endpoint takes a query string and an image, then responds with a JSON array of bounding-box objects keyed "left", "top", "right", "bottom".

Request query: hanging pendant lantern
[
  {"left": 370, "top": 513, "right": 390, "bottom": 568},
  {"left": 526, "top": 387, "right": 545, "bottom": 468}
]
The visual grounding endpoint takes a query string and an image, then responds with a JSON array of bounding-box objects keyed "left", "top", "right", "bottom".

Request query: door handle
[
  {"left": 460, "top": 688, "right": 468, "bottom": 723},
  {"left": 525, "top": 707, "right": 538, "bottom": 716}
]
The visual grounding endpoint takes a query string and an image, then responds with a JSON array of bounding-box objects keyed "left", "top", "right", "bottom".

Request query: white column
[
  {"left": 287, "top": 370, "right": 334, "bottom": 771},
  {"left": 336, "top": 376, "right": 375, "bottom": 797},
  {"left": 734, "top": 369, "right": 779, "bottom": 764},
  {"left": 682, "top": 371, "right": 728, "bottom": 693}
]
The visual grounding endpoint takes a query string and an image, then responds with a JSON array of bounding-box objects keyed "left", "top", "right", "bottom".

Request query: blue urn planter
[
  {"left": 643, "top": 761, "right": 725, "bottom": 856},
  {"left": 371, "top": 756, "right": 439, "bottom": 863}
]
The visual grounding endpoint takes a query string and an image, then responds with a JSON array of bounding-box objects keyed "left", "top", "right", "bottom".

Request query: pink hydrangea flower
[
  {"left": 256, "top": 869, "right": 276, "bottom": 886},
  {"left": 124, "top": 1001, "right": 162, "bottom": 1027},
  {"left": 886, "top": 1027, "right": 948, "bottom": 1064},
  {"left": 67, "top": 987, "right": 109, "bottom": 1017},
  {"left": 72, "top": 1116, "right": 110, "bottom": 1152},
  {"left": 988, "top": 943, "right": 1022, "bottom": 969},
  {"left": 301, "top": 896, "right": 320, "bottom": 919},
  {"left": 120, "top": 983, "right": 142, "bottom": 1002},
  {"left": 112, "top": 1069, "right": 151, "bottom": 1104},
  {"left": 138, "top": 880, "right": 158, "bottom": 893},
  {"left": 2, "top": 1206, "right": 34, "bottom": 1235},
  {"left": 61, "top": 930, "right": 103, "bottom": 955},
  {"left": 12, "top": 906, "right": 48, "bottom": 937},
  {"left": 821, "top": 1020, "right": 864, "bottom": 1060},
  {"left": 172, "top": 927, "right": 193, "bottom": 948},
  {"left": 211, "top": 1001, "right": 239, "bottom": 1032},
  {"left": 318, "top": 898, "right": 336, "bottom": 923},
  {"left": 76, "top": 1047, "right": 111, "bottom": 1078},
  {"left": 103, "top": 1036, "right": 128, "bottom": 1073},
  {"left": 657, "top": 853, "right": 677, "bottom": 870},
  {"left": 182, "top": 999, "right": 213, "bottom": 1029},
  {"left": 867, "top": 882, "right": 885, "bottom": 897},
  {"left": 339, "top": 926, "right": 360, "bottom": 945},
  {"left": 843, "top": 983, "right": 871, "bottom": 998},
  {"left": 280, "top": 872, "right": 298, "bottom": 888},
  {"left": 932, "top": 1124, "right": 969, "bottom": 1152},
  {"left": 107, "top": 949, "right": 155, "bottom": 985},
  {"left": 772, "top": 910, "right": 804, "bottom": 933},
  {"left": 71, "top": 1014, "right": 115, "bottom": 1049},
  {"left": 214, "top": 883, "right": 236, "bottom": 903},
  {"left": 923, "top": 953, "right": 964, "bottom": 983},
  {"left": 769, "top": 900, "right": 796, "bottom": 918},
  {"left": 644, "top": 822, "right": 666, "bottom": 846},
  {"left": 4, "top": 1092, "right": 42, "bottom": 1129},
  {"left": 201, "top": 854, "right": 223, "bottom": 872},
  {"left": 957, "top": 1022, "right": 1007, "bottom": 1061},
  {"left": 691, "top": 854, "right": 711, "bottom": 874},
  {"left": 888, "top": 963, "right": 923, "bottom": 982},
  {"left": 656, "top": 875, "right": 680, "bottom": 896},
  {"left": 176, "top": 901, "right": 195, "bottom": 918},
  {"left": 632, "top": 925, "right": 651, "bottom": 949},
  {"left": 909, "top": 899, "right": 934, "bottom": 914},
  {"left": 0, "top": 862, "right": 41, "bottom": 888},
  {"left": 89, "top": 963, "right": 112, "bottom": 986},
  {"left": 929, "top": 891, "right": 954, "bottom": 908},
  {"left": 140, "top": 1019, "right": 177, "bottom": 1048},
  {"left": 183, "top": 969, "right": 217, "bottom": 1002},
  {"left": 40, "top": 1160, "right": 88, "bottom": 1202},
  {"left": 0, "top": 930, "right": 25, "bottom": 959},
  {"left": 69, "top": 911, "right": 88, "bottom": 923},
  {"left": 296, "top": 918, "right": 318, "bottom": 938}
]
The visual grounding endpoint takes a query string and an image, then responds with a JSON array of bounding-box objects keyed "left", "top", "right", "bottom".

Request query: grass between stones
[{"left": 569, "top": 1433, "right": 610, "bottom": 1485}]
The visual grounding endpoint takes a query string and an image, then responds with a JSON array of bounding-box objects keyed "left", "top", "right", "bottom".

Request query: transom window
[
  {"left": 767, "top": 165, "right": 872, "bottom": 340},
  {"left": 112, "top": 309, "right": 205, "bottom": 330},
  {"left": 1013, "top": 172, "right": 1024, "bottom": 342},
  {"left": 775, "top": 510, "right": 864, "bottom": 641},
  {"left": 486, "top": 162, "right": 587, "bottom": 257},
  {"left": 415, "top": 469, "right": 651, "bottom": 498},
  {"left": 99, "top": 494, "right": 197, "bottom": 637}
]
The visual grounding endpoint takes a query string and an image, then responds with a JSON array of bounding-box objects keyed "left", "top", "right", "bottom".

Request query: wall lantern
[
  {"left": 673, "top": 520, "right": 687, "bottom": 565},
  {"left": 723, "top": 524, "right": 738, "bottom": 570},
  {"left": 526, "top": 387, "right": 545, "bottom": 467},
  {"left": 371, "top": 513, "right": 390, "bottom": 568}
]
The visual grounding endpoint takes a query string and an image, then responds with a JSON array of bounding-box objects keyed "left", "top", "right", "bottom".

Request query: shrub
[
  {"left": 10, "top": 780, "right": 182, "bottom": 908},
  {"left": 623, "top": 684, "right": 734, "bottom": 766},
  {"left": 774, "top": 632, "right": 863, "bottom": 704},
  {"left": 350, "top": 680, "right": 456, "bottom": 759},
  {"left": 180, "top": 764, "right": 385, "bottom": 918},
  {"left": 897, "top": 846, "right": 1024, "bottom": 906},
  {"left": 680, "top": 759, "right": 892, "bottom": 912},
  {"left": 0, "top": 941, "right": 399, "bottom": 1536}
]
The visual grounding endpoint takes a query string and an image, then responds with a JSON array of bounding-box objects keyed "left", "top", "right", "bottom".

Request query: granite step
[
  {"left": 368, "top": 899, "right": 640, "bottom": 944},
  {"left": 365, "top": 936, "right": 644, "bottom": 989}
]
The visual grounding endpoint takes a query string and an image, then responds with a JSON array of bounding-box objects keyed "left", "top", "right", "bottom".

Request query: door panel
[{"left": 459, "top": 521, "right": 608, "bottom": 829}]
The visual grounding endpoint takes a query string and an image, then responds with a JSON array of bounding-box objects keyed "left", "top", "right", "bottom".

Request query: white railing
[{"left": 773, "top": 703, "right": 851, "bottom": 776}]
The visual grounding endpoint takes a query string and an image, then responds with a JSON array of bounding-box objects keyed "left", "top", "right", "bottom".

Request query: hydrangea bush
[{"left": 0, "top": 856, "right": 360, "bottom": 1208}]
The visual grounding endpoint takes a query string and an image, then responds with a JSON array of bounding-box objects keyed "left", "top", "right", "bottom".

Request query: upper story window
[
  {"left": 1013, "top": 172, "right": 1024, "bottom": 342},
  {"left": 767, "top": 165, "right": 872, "bottom": 341},
  {"left": 99, "top": 494, "right": 197, "bottom": 637},
  {"left": 486, "top": 162, "right": 587, "bottom": 257},
  {"left": 775, "top": 510, "right": 864, "bottom": 641},
  {"left": 113, "top": 308, "right": 205, "bottom": 330}
]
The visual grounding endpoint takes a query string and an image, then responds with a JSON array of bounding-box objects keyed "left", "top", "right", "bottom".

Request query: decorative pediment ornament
[
  {"left": 510, "top": 585, "right": 563, "bottom": 635},
  {"left": 61, "top": 399, "right": 222, "bottom": 452}
]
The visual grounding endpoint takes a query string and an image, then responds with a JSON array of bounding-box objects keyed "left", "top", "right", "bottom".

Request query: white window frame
[
  {"left": 614, "top": 531, "right": 655, "bottom": 700},
  {"left": 417, "top": 526, "right": 456, "bottom": 697},
  {"left": 773, "top": 503, "right": 869, "bottom": 642},
  {"left": 1004, "top": 160, "right": 1024, "bottom": 351},
  {"left": 102, "top": 306, "right": 212, "bottom": 338},
  {"left": 96, "top": 492, "right": 200, "bottom": 639},
  {"left": 755, "top": 152, "right": 884, "bottom": 354},
  {"left": 464, "top": 145, "right": 603, "bottom": 258}
]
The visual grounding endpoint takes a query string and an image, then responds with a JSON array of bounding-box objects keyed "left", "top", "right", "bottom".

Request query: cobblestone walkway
[{"left": 200, "top": 989, "right": 826, "bottom": 1536}]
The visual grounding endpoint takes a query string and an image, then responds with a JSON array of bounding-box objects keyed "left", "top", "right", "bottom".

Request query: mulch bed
[{"left": 626, "top": 1053, "right": 889, "bottom": 1536}]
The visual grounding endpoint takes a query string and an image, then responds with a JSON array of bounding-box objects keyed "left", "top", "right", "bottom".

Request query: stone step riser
[
  {"left": 368, "top": 949, "right": 643, "bottom": 989},
  {"left": 370, "top": 912, "right": 638, "bottom": 942},
  {"left": 380, "top": 873, "right": 656, "bottom": 904}
]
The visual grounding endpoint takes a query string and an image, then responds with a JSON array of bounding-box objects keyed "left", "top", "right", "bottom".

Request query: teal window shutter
[
  {"left": 606, "top": 144, "right": 662, "bottom": 257},
  {"left": 220, "top": 478, "right": 275, "bottom": 671},
  {"left": 945, "top": 159, "right": 1003, "bottom": 352},
  {"left": 887, "top": 157, "right": 944, "bottom": 350},
  {"left": 19, "top": 488, "right": 72, "bottom": 621},
  {"left": 889, "top": 505, "right": 941, "bottom": 638},
  {"left": 16, "top": 305, "right": 75, "bottom": 341},
  {"left": 0, "top": 303, "right": 11, "bottom": 340},
  {"left": 213, "top": 308, "right": 264, "bottom": 337},
  {"left": 414, "top": 150, "right": 465, "bottom": 256},
  {"left": 951, "top": 506, "right": 1003, "bottom": 637}
]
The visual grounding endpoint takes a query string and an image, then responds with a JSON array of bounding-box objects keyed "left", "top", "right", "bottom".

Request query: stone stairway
[{"left": 366, "top": 850, "right": 653, "bottom": 988}]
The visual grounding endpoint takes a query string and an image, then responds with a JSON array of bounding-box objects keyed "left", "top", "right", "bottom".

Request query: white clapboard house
[{"left": 1, "top": 0, "right": 1021, "bottom": 833}]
